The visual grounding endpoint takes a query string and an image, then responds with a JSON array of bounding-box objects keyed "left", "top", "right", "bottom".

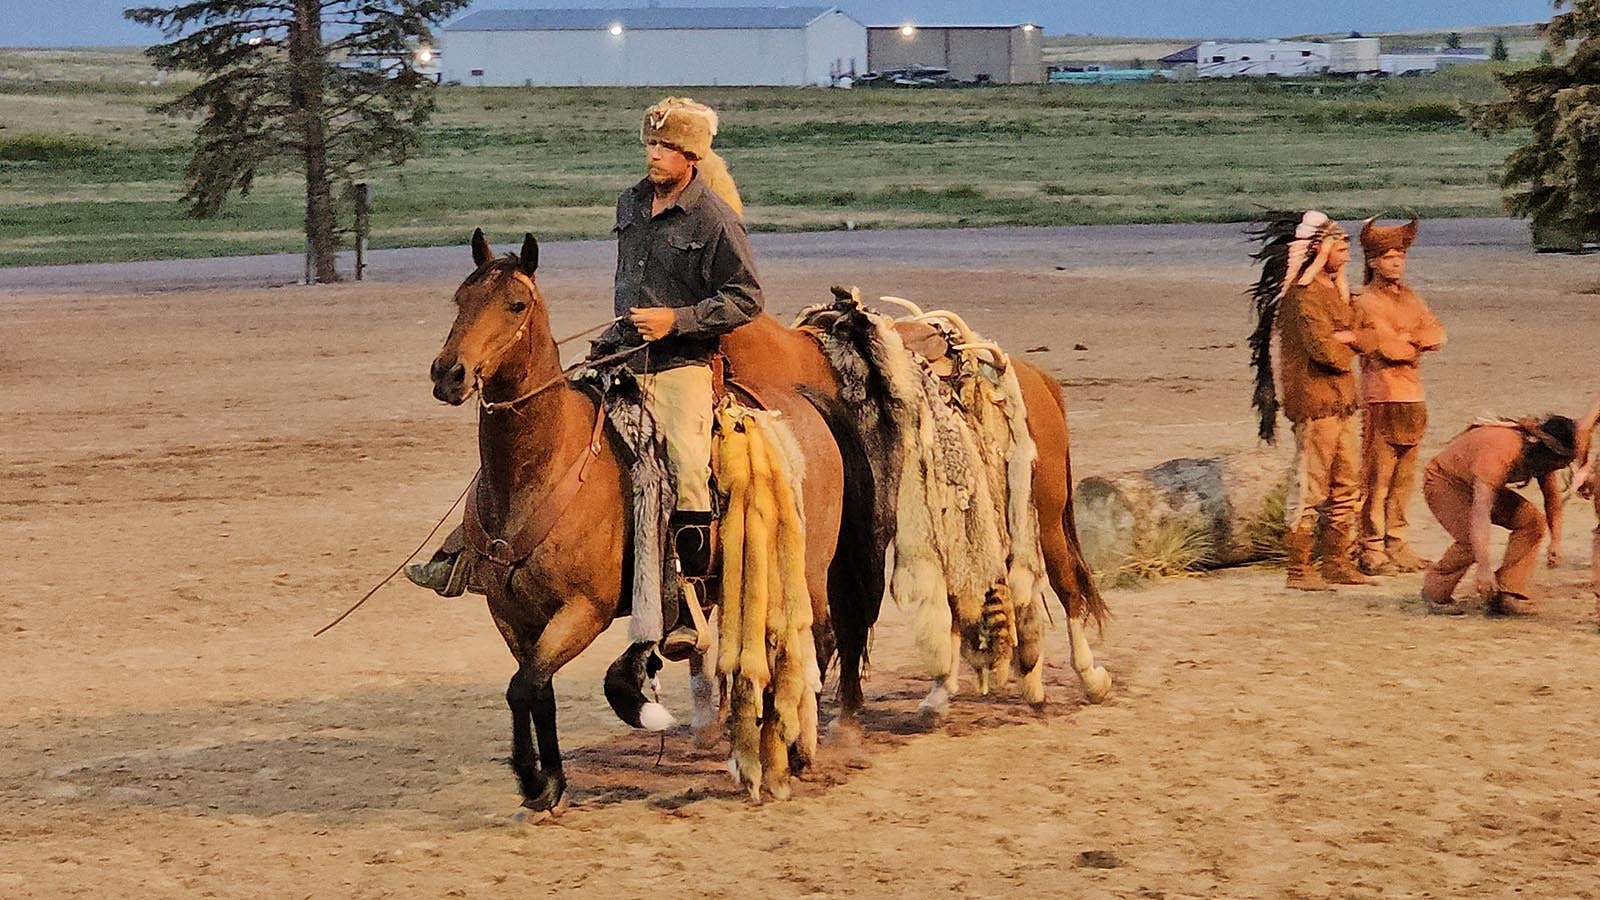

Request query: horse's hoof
[
  {"left": 510, "top": 806, "right": 554, "bottom": 825},
  {"left": 521, "top": 770, "right": 567, "bottom": 814},
  {"left": 1082, "top": 669, "right": 1113, "bottom": 704}
]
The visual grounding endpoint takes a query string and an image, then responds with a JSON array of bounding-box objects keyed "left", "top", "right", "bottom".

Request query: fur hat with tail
[{"left": 641, "top": 96, "right": 744, "bottom": 219}]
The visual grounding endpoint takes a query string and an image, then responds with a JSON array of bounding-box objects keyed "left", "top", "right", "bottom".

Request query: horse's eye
[{"left": 508, "top": 301, "right": 528, "bottom": 314}]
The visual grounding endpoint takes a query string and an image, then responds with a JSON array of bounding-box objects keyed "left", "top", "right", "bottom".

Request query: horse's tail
[
  {"left": 799, "top": 386, "right": 881, "bottom": 714},
  {"left": 603, "top": 642, "right": 675, "bottom": 731},
  {"left": 1040, "top": 375, "right": 1109, "bottom": 629}
]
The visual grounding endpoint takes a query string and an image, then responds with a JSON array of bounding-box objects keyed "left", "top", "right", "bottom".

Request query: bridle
[{"left": 462, "top": 265, "right": 632, "bottom": 413}]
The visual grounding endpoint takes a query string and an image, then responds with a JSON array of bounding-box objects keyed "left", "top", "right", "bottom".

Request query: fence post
[{"left": 354, "top": 182, "right": 372, "bottom": 281}]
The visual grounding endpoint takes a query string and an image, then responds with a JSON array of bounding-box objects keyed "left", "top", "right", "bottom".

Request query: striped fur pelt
[
  {"left": 796, "top": 294, "right": 1044, "bottom": 691},
  {"left": 715, "top": 406, "right": 820, "bottom": 802},
  {"left": 588, "top": 372, "right": 676, "bottom": 645}
]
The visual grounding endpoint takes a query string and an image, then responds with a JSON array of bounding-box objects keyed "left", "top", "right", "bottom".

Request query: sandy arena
[{"left": 3, "top": 220, "right": 1599, "bottom": 898}]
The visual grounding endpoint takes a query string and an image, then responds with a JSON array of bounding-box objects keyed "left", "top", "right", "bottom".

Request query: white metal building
[
  {"left": 1328, "top": 38, "right": 1381, "bottom": 75},
  {"left": 440, "top": 6, "right": 866, "bottom": 86},
  {"left": 1193, "top": 41, "right": 1330, "bottom": 78},
  {"left": 1379, "top": 47, "right": 1491, "bottom": 76}
]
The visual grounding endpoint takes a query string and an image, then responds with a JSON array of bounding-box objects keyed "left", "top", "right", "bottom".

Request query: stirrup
[
  {"left": 404, "top": 552, "right": 468, "bottom": 598},
  {"left": 660, "top": 579, "right": 713, "bottom": 662}
]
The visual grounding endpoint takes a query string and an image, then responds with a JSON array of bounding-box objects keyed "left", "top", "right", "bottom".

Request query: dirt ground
[{"left": 4, "top": 222, "right": 1600, "bottom": 899}]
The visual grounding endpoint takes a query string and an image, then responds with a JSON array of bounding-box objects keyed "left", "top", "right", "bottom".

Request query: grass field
[{"left": 0, "top": 48, "right": 1528, "bottom": 267}]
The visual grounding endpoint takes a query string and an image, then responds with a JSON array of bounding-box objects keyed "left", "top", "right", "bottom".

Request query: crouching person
[{"left": 1420, "top": 415, "right": 1578, "bottom": 615}]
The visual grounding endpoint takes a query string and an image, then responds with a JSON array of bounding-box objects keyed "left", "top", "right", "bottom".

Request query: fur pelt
[
  {"left": 599, "top": 380, "right": 677, "bottom": 644},
  {"left": 796, "top": 296, "right": 1043, "bottom": 689},
  {"left": 716, "top": 406, "right": 819, "bottom": 802}
]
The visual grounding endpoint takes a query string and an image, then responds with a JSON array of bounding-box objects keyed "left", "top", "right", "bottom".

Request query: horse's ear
[
  {"left": 519, "top": 233, "right": 538, "bottom": 275},
  {"left": 471, "top": 228, "right": 491, "bottom": 267}
]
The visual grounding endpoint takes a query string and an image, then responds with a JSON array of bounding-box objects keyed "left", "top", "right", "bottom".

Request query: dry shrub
[{"left": 1099, "top": 517, "right": 1212, "bottom": 589}]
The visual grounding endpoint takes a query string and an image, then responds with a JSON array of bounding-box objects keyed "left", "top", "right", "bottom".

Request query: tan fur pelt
[{"left": 715, "top": 406, "right": 819, "bottom": 802}]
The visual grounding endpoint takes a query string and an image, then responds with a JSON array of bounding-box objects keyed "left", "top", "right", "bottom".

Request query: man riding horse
[{"left": 408, "top": 97, "right": 760, "bottom": 657}]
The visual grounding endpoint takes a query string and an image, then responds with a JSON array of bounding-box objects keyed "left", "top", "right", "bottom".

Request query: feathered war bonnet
[
  {"left": 1359, "top": 213, "right": 1419, "bottom": 283},
  {"left": 1245, "top": 210, "right": 1350, "bottom": 443},
  {"left": 640, "top": 96, "right": 744, "bottom": 219}
]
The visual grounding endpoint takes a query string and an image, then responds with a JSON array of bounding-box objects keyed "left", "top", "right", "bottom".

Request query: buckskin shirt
[{"left": 596, "top": 174, "right": 763, "bottom": 373}]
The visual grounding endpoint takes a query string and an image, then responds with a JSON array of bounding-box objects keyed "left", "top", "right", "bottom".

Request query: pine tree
[
  {"left": 1445, "top": 32, "right": 1464, "bottom": 49},
  {"left": 1472, "top": 2, "right": 1600, "bottom": 239},
  {"left": 125, "top": 1, "right": 466, "bottom": 282},
  {"left": 1492, "top": 34, "right": 1510, "bottom": 61}
]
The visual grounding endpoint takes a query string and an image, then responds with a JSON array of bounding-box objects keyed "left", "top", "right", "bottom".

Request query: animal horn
[
  {"left": 914, "top": 309, "right": 980, "bottom": 343},
  {"left": 952, "top": 341, "right": 1011, "bottom": 369},
  {"left": 877, "top": 295, "right": 925, "bottom": 318}
]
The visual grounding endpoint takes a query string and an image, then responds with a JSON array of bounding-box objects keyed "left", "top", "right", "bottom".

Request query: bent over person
[
  {"left": 1420, "top": 416, "right": 1577, "bottom": 615},
  {"left": 1248, "top": 211, "right": 1373, "bottom": 592},
  {"left": 409, "top": 97, "right": 762, "bottom": 654},
  {"left": 1353, "top": 216, "right": 1446, "bottom": 576}
]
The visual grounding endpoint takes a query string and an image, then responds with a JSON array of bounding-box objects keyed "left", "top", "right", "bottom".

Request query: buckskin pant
[
  {"left": 1360, "top": 401, "right": 1428, "bottom": 560},
  {"left": 638, "top": 364, "right": 714, "bottom": 512},
  {"left": 1420, "top": 470, "right": 1544, "bottom": 603},
  {"left": 1286, "top": 415, "right": 1362, "bottom": 544}
]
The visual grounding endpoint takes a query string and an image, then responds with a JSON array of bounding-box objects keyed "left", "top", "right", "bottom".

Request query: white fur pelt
[
  {"left": 950, "top": 346, "right": 1049, "bottom": 694},
  {"left": 716, "top": 406, "right": 820, "bottom": 802}
]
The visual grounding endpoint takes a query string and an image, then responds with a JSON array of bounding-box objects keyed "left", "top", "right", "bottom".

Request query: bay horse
[{"left": 430, "top": 230, "right": 862, "bottom": 811}]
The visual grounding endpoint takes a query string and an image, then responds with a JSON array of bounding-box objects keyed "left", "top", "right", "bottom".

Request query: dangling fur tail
[
  {"left": 697, "top": 151, "right": 744, "bottom": 219},
  {"left": 603, "top": 642, "right": 675, "bottom": 731}
]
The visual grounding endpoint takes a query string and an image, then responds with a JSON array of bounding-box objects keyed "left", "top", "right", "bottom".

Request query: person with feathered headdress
[
  {"left": 1247, "top": 211, "right": 1373, "bottom": 591},
  {"left": 1351, "top": 214, "right": 1446, "bottom": 576}
]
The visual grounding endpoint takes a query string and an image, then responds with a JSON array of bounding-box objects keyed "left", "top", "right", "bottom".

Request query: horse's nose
[{"left": 431, "top": 356, "right": 466, "bottom": 387}]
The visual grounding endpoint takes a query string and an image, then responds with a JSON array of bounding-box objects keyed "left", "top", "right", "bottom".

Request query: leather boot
[
  {"left": 1386, "top": 541, "right": 1431, "bottom": 573},
  {"left": 1321, "top": 531, "right": 1377, "bottom": 586},
  {"left": 662, "top": 511, "right": 715, "bottom": 659},
  {"left": 1358, "top": 550, "right": 1400, "bottom": 577},
  {"left": 404, "top": 549, "right": 467, "bottom": 598},
  {"left": 1285, "top": 528, "right": 1332, "bottom": 592}
]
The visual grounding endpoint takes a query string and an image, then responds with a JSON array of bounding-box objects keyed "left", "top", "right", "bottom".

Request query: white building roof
[{"left": 446, "top": 6, "right": 837, "bottom": 32}]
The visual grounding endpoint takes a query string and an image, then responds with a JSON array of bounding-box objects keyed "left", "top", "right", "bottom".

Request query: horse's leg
[
  {"left": 505, "top": 669, "right": 542, "bottom": 808},
  {"left": 1041, "top": 522, "right": 1113, "bottom": 705},
  {"left": 518, "top": 601, "right": 608, "bottom": 812}
]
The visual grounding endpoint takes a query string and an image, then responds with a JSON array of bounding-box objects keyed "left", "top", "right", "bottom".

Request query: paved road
[{"left": 0, "top": 218, "right": 1537, "bottom": 295}]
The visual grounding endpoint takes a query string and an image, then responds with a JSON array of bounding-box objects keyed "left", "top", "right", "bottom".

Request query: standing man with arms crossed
[{"left": 1352, "top": 215, "right": 1446, "bottom": 576}]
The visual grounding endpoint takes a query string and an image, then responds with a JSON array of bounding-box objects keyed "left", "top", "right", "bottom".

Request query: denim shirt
[{"left": 595, "top": 174, "right": 763, "bottom": 372}]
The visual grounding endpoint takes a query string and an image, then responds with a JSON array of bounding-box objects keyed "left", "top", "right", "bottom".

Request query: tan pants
[
  {"left": 1287, "top": 415, "right": 1362, "bottom": 541},
  {"left": 639, "top": 365, "right": 714, "bottom": 512},
  {"left": 1421, "top": 471, "right": 1544, "bottom": 602},
  {"left": 1359, "top": 402, "right": 1427, "bottom": 559}
]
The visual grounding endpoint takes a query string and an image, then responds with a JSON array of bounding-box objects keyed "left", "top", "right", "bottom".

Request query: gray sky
[{"left": 0, "top": 0, "right": 1556, "bottom": 47}]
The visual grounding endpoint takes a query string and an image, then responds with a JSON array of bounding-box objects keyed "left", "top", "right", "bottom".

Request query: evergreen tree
[
  {"left": 1445, "top": 32, "right": 1464, "bottom": 49},
  {"left": 1492, "top": 34, "right": 1510, "bottom": 61},
  {"left": 125, "top": 0, "right": 466, "bottom": 282},
  {"left": 1473, "top": 2, "right": 1600, "bottom": 239}
]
